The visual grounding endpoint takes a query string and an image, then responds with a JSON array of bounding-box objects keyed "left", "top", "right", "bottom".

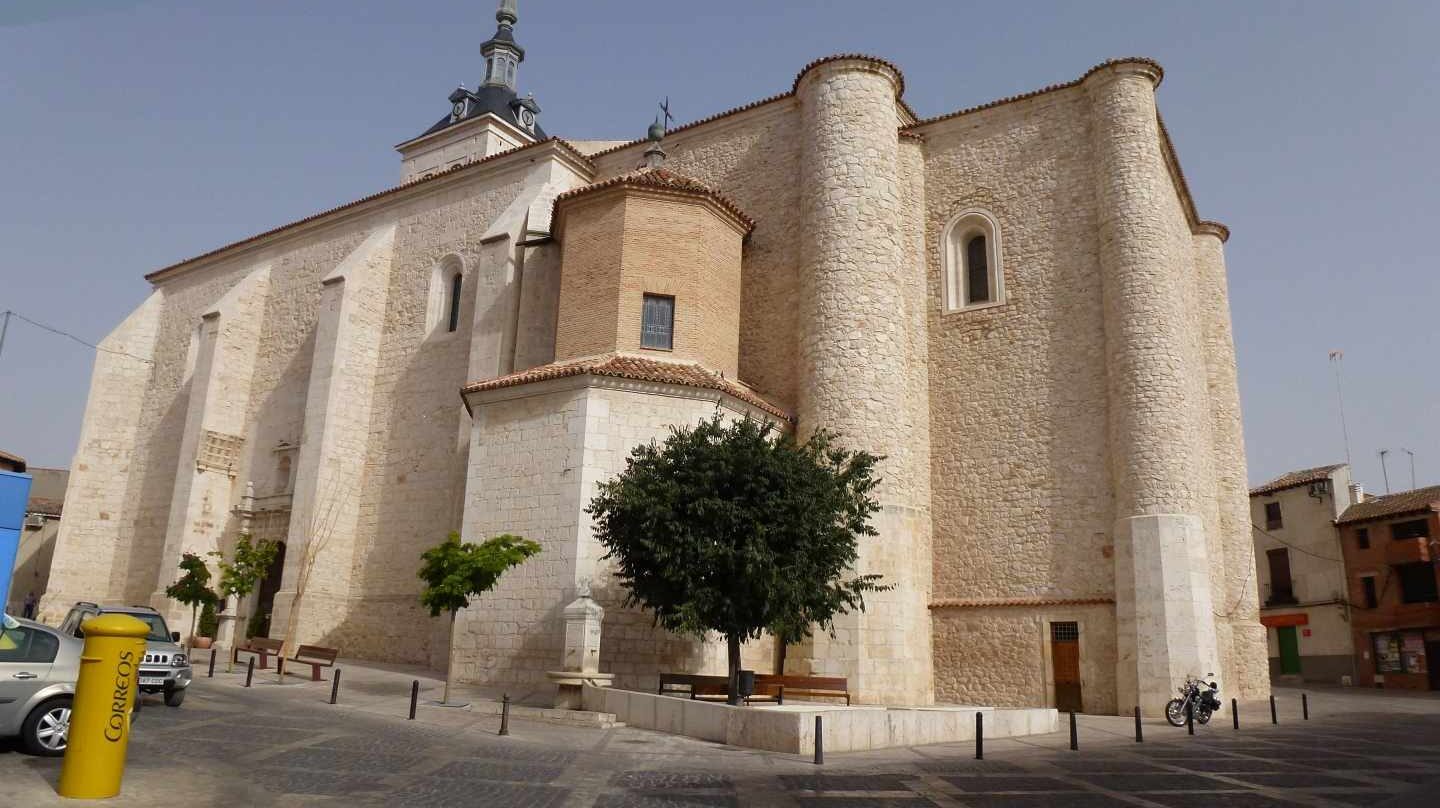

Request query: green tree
[
  {"left": 164, "top": 552, "right": 218, "bottom": 649},
  {"left": 419, "top": 532, "right": 541, "bottom": 704},
  {"left": 588, "top": 414, "right": 888, "bottom": 705},
  {"left": 210, "top": 534, "right": 279, "bottom": 670},
  {"left": 197, "top": 601, "right": 219, "bottom": 639}
]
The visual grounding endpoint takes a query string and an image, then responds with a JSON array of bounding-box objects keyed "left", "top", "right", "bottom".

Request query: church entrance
[
  {"left": 252, "top": 542, "right": 286, "bottom": 637},
  {"left": 1050, "top": 621, "right": 1083, "bottom": 712}
]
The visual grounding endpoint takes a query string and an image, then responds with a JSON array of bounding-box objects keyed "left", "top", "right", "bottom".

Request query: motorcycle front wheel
[{"left": 1164, "top": 698, "right": 1187, "bottom": 727}]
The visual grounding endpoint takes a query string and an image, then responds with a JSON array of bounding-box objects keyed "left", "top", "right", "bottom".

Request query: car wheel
[
  {"left": 22, "top": 697, "right": 72, "bottom": 757},
  {"left": 164, "top": 688, "right": 185, "bottom": 707}
]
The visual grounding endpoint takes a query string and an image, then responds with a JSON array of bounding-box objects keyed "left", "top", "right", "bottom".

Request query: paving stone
[
  {"left": 780, "top": 774, "right": 915, "bottom": 791},
  {"left": 1310, "top": 791, "right": 1403, "bottom": 806},
  {"left": 941, "top": 796, "right": 1119, "bottom": 808},
  {"left": 253, "top": 767, "right": 390, "bottom": 796},
  {"left": 609, "top": 771, "right": 734, "bottom": 789},
  {"left": 1141, "top": 793, "right": 1313, "bottom": 807},
  {"left": 1045, "top": 757, "right": 1170, "bottom": 773},
  {"left": 594, "top": 794, "right": 738, "bottom": 808},
  {"left": 793, "top": 800, "right": 936, "bottom": 808},
  {"left": 428, "top": 758, "right": 565, "bottom": 783},
  {"left": 1068, "top": 773, "right": 1225, "bottom": 792},
  {"left": 173, "top": 723, "right": 314, "bottom": 745},
  {"left": 265, "top": 746, "right": 426, "bottom": 773},
  {"left": 942, "top": 775, "right": 1081, "bottom": 792},
  {"left": 915, "top": 759, "right": 1029, "bottom": 774},
  {"left": 384, "top": 780, "right": 570, "bottom": 808},
  {"left": 1160, "top": 757, "right": 1306, "bottom": 773}
]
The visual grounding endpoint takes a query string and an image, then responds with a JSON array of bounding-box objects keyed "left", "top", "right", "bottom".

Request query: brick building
[
  {"left": 1337, "top": 484, "right": 1440, "bottom": 690},
  {"left": 41, "top": 2, "right": 1267, "bottom": 712}
]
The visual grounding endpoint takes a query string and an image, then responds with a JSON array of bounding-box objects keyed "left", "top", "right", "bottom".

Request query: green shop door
[{"left": 1277, "top": 626, "right": 1301, "bottom": 675}]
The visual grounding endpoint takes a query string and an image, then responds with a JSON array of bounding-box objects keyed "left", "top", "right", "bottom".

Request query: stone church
[{"left": 42, "top": 1, "right": 1268, "bottom": 713}]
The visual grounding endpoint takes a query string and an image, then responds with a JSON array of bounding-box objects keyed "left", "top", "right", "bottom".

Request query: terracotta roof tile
[
  {"left": 463, "top": 353, "right": 791, "bottom": 421},
  {"left": 929, "top": 597, "right": 1115, "bottom": 609},
  {"left": 0, "top": 449, "right": 25, "bottom": 473},
  {"left": 1249, "top": 464, "right": 1346, "bottom": 497},
  {"left": 1337, "top": 485, "right": 1440, "bottom": 525},
  {"left": 26, "top": 498, "right": 63, "bottom": 518},
  {"left": 552, "top": 167, "right": 755, "bottom": 234},
  {"left": 792, "top": 53, "right": 907, "bottom": 96}
]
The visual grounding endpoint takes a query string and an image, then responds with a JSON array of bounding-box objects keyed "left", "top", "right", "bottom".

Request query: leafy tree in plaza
[
  {"left": 164, "top": 552, "right": 218, "bottom": 649},
  {"left": 419, "top": 532, "right": 542, "bottom": 705},
  {"left": 588, "top": 414, "right": 888, "bottom": 705},
  {"left": 210, "top": 533, "right": 279, "bottom": 670}
]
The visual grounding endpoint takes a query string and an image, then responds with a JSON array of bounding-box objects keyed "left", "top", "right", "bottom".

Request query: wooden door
[
  {"left": 1426, "top": 641, "right": 1440, "bottom": 691},
  {"left": 1051, "top": 622, "right": 1083, "bottom": 712}
]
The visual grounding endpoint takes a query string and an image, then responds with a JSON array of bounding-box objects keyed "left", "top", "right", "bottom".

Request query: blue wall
[{"left": 0, "top": 470, "right": 34, "bottom": 615}]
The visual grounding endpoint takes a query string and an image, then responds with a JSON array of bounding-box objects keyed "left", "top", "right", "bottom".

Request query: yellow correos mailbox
[{"left": 57, "top": 613, "right": 149, "bottom": 800}]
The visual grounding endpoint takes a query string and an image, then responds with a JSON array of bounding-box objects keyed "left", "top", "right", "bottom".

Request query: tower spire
[
  {"left": 482, "top": 0, "right": 524, "bottom": 91},
  {"left": 497, "top": 0, "right": 517, "bottom": 26}
]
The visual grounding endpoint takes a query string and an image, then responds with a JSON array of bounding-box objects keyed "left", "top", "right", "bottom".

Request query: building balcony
[{"left": 1386, "top": 537, "right": 1432, "bottom": 566}]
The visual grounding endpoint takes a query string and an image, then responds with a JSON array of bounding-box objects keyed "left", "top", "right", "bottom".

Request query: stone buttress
[
  {"left": 1084, "top": 61, "right": 1222, "bottom": 713},
  {"left": 792, "top": 56, "right": 935, "bottom": 706}
]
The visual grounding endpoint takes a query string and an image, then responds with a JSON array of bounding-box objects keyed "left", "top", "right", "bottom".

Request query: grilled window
[
  {"left": 1392, "top": 519, "right": 1431, "bottom": 540},
  {"left": 1361, "top": 575, "right": 1378, "bottom": 608},
  {"left": 1264, "top": 501, "right": 1283, "bottom": 530},
  {"left": 1397, "top": 562, "right": 1439, "bottom": 604},
  {"left": 1050, "top": 622, "right": 1079, "bottom": 642},
  {"left": 447, "top": 272, "right": 463, "bottom": 333},
  {"left": 641, "top": 294, "right": 674, "bottom": 350}
]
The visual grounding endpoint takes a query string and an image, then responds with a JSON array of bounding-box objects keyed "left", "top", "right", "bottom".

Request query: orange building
[{"left": 1337, "top": 485, "right": 1440, "bottom": 690}]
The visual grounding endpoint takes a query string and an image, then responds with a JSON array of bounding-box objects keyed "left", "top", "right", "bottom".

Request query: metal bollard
[
  {"left": 499, "top": 694, "right": 511, "bottom": 736},
  {"left": 329, "top": 668, "right": 341, "bottom": 705},
  {"left": 1232, "top": 697, "right": 1239, "bottom": 730},
  {"left": 975, "top": 712, "right": 984, "bottom": 760},
  {"left": 1069, "top": 711, "right": 1078, "bottom": 750},
  {"left": 1302, "top": 692, "right": 1309, "bottom": 720},
  {"left": 777, "top": 685, "right": 785, "bottom": 706},
  {"left": 207, "top": 648, "right": 216, "bottom": 678},
  {"left": 244, "top": 657, "right": 255, "bottom": 688},
  {"left": 408, "top": 680, "right": 419, "bottom": 720},
  {"left": 1270, "top": 694, "right": 1277, "bottom": 725},
  {"left": 1134, "top": 706, "right": 1142, "bottom": 743},
  {"left": 1186, "top": 701, "right": 1194, "bottom": 735},
  {"left": 814, "top": 715, "right": 824, "bottom": 765}
]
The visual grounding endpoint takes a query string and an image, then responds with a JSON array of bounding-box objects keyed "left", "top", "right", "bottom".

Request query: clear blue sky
[{"left": 1, "top": 1, "right": 1436, "bottom": 493}]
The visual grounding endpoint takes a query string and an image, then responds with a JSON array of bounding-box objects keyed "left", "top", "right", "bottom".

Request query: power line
[
  {"left": 0, "top": 309, "right": 153, "bottom": 365},
  {"left": 1250, "top": 522, "right": 1345, "bottom": 563}
]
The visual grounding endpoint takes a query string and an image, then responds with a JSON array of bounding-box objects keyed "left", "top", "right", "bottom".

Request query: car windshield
[{"left": 106, "top": 612, "right": 171, "bottom": 643}]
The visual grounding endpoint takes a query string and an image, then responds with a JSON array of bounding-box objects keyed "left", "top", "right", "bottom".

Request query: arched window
[
  {"left": 447, "top": 271, "right": 463, "bottom": 332},
  {"left": 943, "top": 210, "right": 1004, "bottom": 311}
]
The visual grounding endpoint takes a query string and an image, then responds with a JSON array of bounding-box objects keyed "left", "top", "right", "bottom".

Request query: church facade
[{"left": 42, "top": 3, "right": 1268, "bottom": 713}]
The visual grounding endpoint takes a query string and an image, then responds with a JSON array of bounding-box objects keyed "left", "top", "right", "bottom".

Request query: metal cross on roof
[{"left": 660, "top": 97, "right": 675, "bottom": 128}]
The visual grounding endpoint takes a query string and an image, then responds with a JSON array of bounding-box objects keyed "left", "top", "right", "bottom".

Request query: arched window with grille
[
  {"left": 942, "top": 210, "right": 1004, "bottom": 311},
  {"left": 447, "top": 271, "right": 463, "bottom": 332}
]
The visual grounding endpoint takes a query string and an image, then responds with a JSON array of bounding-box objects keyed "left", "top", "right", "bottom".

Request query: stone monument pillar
[{"left": 546, "top": 581, "right": 613, "bottom": 709}]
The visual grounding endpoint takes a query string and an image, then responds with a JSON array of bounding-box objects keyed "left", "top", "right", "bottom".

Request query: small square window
[
  {"left": 1264, "top": 501, "right": 1283, "bottom": 530},
  {"left": 641, "top": 294, "right": 674, "bottom": 351}
]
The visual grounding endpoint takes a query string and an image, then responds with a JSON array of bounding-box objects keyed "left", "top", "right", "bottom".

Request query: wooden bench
[
  {"left": 232, "top": 637, "right": 284, "bottom": 670},
  {"left": 753, "top": 674, "right": 851, "bottom": 705},
  {"left": 287, "top": 644, "right": 339, "bottom": 681},
  {"left": 657, "top": 673, "right": 731, "bottom": 701}
]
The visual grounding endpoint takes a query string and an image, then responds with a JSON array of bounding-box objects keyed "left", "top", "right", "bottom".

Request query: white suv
[{"left": 59, "top": 603, "right": 193, "bottom": 707}]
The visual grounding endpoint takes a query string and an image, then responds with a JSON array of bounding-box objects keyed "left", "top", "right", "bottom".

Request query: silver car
[
  {"left": 59, "top": 603, "right": 192, "bottom": 707},
  {"left": 0, "top": 614, "right": 80, "bottom": 756}
]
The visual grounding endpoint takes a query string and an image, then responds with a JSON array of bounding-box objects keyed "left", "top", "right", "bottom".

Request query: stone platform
[{"left": 581, "top": 685, "right": 1057, "bottom": 753}]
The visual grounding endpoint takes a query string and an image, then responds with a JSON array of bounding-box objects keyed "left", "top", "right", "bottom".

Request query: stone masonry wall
[{"left": 916, "top": 84, "right": 1118, "bottom": 709}]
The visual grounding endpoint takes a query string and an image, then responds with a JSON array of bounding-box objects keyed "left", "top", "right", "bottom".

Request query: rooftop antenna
[
  {"left": 1329, "top": 350, "right": 1352, "bottom": 467},
  {"left": 1379, "top": 449, "right": 1392, "bottom": 494}
]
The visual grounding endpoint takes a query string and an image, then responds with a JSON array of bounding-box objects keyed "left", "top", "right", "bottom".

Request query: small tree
[
  {"left": 588, "top": 414, "right": 888, "bottom": 705},
  {"left": 164, "top": 552, "right": 218, "bottom": 649},
  {"left": 210, "top": 533, "right": 279, "bottom": 670},
  {"left": 197, "top": 601, "right": 219, "bottom": 639},
  {"left": 419, "top": 532, "right": 541, "bottom": 705}
]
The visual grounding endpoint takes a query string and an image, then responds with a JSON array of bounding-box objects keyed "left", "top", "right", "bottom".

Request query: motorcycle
[{"left": 1165, "top": 673, "right": 1221, "bottom": 727}]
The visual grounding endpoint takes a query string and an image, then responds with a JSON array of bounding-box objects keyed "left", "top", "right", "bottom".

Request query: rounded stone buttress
[{"left": 794, "top": 56, "right": 934, "bottom": 705}]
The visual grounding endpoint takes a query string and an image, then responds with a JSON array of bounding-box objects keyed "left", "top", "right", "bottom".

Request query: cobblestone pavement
[{"left": 3, "top": 676, "right": 1437, "bottom": 807}]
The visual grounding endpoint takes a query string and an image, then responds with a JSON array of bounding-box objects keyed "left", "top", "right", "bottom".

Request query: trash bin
[{"left": 738, "top": 669, "right": 756, "bottom": 698}]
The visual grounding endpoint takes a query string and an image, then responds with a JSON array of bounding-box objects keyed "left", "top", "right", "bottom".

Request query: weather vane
[{"left": 660, "top": 96, "right": 675, "bottom": 129}]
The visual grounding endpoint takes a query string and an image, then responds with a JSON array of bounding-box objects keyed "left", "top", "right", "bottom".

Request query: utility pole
[
  {"left": 1379, "top": 449, "right": 1391, "bottom": 494},
  {"left": 0, "top": 309, "right": 10, "bottom": 360},
  {"left": 1329, "top": 351, "right": 1352, "bottom": 467},
  {"left": 1406, "top": 449, "right": 1416, "bottom": 490}
]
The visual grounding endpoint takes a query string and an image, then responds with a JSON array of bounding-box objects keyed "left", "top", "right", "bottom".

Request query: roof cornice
[{"left": 145, "top": 138, "right": 594, "bottom": 283}]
